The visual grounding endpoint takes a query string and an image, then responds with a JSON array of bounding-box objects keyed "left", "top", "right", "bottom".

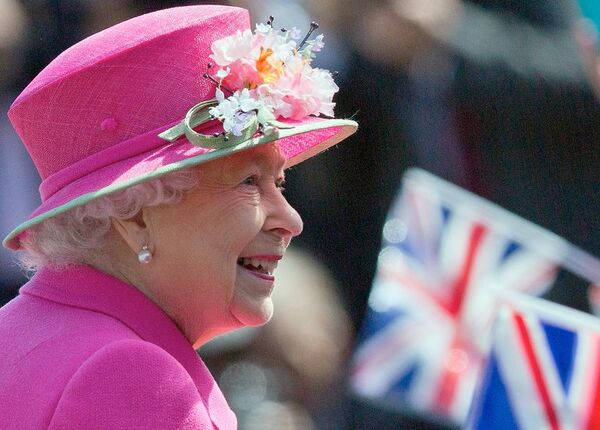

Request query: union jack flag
[
  {"left": 467, "top": 294, "right": 600, "bottom": 430},
  {"left": 350, "top": 169, "right": 564, "bottom": 424}
]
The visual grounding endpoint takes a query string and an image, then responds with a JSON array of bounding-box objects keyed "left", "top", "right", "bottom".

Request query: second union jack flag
[{"left": 467, "top": 293, "right": 600, "bottom": 430}]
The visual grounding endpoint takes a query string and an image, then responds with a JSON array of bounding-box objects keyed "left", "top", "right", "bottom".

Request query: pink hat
[{"left": 3, "top": 5, "right": 357, "bottom": 250}]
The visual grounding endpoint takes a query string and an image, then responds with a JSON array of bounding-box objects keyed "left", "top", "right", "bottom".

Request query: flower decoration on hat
[{"left": 159, "top": 17, "right": 338, "bottom": 148}]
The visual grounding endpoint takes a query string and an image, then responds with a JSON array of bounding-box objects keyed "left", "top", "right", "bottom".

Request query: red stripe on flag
[
  {"left": 436, "top": 364, "right": 461, "bottom": 415},
  {"left": 448, "top": 223, "right": 486, "bottom": 315},
  {"left": 351, "top": 323, "right": 424, "bottom": 379},
  {"left": 434, "top": 337, "right": 472, "bottom": 415},
  {"left": 585, "top": 337, "right": 600, "bottom": 430},
  {"left": 513, "top": 312, "right": 560, "bottom": 430},
  {"left": 395, "top": 222, "right": 486, "bottom": 413},
  {"left": 380, "top": 269, "right": 450, "bottom": 316}
]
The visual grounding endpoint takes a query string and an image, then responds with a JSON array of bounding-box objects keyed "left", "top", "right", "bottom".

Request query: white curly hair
[{"left": 18, "top": 168, "right": 199, "bottom": 272}]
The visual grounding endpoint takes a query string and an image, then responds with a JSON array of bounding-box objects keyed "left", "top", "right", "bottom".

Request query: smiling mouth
[{"left": 237, "top": 257, "right": 278, "bottom": 275}]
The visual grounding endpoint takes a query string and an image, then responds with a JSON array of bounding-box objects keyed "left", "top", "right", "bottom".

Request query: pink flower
[
  {"left": 207, "top": 19, "right": 339, "bottom": 128},
  {"left": 221, "top": 59, "right": 262, "bottom": 89},
  {"left": 257, "top": 65, "right": 338, "bottom": 120},
  {"left": 210, "top": 29, "right": 253, "bottom": 66}
]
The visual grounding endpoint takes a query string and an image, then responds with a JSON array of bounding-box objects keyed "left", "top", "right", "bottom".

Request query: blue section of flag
[
  {"left": 440, "top": 205, "right": 451, "bottom": 224},
  {"left": 468, "top": 354, "right": 519, "bottom": 430},
  {"left": 358, "top": 307, "right": 405, "bottom": 342},
  {"left": 389, "top": 362, "right": 420, "bottom": 393},
  {"left": 435, "top": 205, "right": 451, "bottom": 254},
  {"left": 541, "top": 321, "right": 577, "bottom": 392},
  {"left": 500, "top": 241, "right": 521, "bottom": 263},
  {"left": 396, "top": 238, "right": 415, "bottom": 258}
]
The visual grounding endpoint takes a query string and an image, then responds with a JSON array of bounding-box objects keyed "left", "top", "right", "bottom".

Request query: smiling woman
[
  {"left": 0, "top": 5, "right": 356, "bottom": 429},
  {"left": 109, "top": 145, "right": 304, "bottom": 347}
]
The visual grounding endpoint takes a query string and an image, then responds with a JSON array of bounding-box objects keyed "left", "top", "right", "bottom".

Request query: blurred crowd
[{"left": 1, "top": 0, "right": 599, "bottom": 429}]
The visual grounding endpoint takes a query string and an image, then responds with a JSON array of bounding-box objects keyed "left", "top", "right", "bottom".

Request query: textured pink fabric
[
  {"left": 9, "top": 6, "right": 248, "bottom": 180},
  {"left": 4, "top": 5, "right": 356, "bottom": 250},
  {"left": 38, "top": 119, "right": 341, "bottom": 203},
  {"left": 0, "top": 265, "right": 237, "bottom": 429}
]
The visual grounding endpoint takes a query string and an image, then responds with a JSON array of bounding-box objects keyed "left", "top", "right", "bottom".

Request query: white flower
[
  {"left": 289, "top": 27, "right": 302, "bottom": 40},
  {"left": 256, "top": 103, "right": 275, "bottom": 126},
  {"left": 312, "top": 34, "right": 325, "bottom": 52},
  {"left": 307, "top": 67, "right": 338, "bottom": 117},
  {"left": 255, "top": 30, "right": 295, "bottom": 62},
  {"left": 217, "top": 97, "right": 239, "bottom": 131},
  {"left": 209, "top": 88, "right": 226, "bottom": 118},
  {"left": 215, "top": 67, "right": 230, "bottom": 80},
  {"left": 255, "top": 23, "right": 272, "bottom": 35},
  {"left": 209, "top": 89, "right": 269, "bottom": 136},
  {"left": 231, "top": 111, "right": 253, "bottom": 136},
  {"left": 237, "top": 88, "right": 258, "bottom": 112},
  {"left": 215, "top": 87, "right": 225, "bottom": 103},
  {"left": 270, "top": 37, "right": 296, "bottom": 63},
  {"left": 208, "top": 106, "right": 220, "bottom": 118},
  {"left": 211, "top": 95, "right": 240, "bottom": 133}
]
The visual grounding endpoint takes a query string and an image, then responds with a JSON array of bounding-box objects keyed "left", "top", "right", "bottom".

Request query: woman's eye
[{"left": 242, "top": 175, "right": 259, "bottom": 186}]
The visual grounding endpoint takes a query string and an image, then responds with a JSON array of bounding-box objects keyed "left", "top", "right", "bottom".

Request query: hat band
[
  {"left": 39, "top": 121, "right": 183, "bottom": 202},
  {"left": 38, "top": 98, "right": 298, "bottom": 202},
  {"left": 158, "top": 98, "right": 294, "bottom": 148},
  {"left": 158, "top": 99, "right": 258, "bottom": 148}
]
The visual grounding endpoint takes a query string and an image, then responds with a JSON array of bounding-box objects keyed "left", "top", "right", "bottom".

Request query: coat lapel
[{"left": 21, "top": 265, "right": 236, "bottom": 429}]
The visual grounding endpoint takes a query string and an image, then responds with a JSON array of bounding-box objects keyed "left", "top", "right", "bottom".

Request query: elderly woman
[{"left": 0, "top": 5, "right": 356, "bottom": 429}]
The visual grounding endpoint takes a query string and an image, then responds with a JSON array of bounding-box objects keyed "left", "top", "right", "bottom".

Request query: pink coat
[{"left": 0, "top": 265, "right": 237, "bottom": 429}]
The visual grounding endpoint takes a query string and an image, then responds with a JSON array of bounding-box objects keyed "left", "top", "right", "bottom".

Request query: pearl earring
[{"left": 138, "top": 245, "right": 152, "bottom": 264}]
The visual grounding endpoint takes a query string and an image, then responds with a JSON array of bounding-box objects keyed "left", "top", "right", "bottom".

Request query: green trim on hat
[{"left": 3, "top": 118, "right": 357, "bottom": 250}]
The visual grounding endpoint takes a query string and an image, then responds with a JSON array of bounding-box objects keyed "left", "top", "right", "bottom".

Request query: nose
[{"left": 265, "top": 191, "right": 304, "bottom": 241}]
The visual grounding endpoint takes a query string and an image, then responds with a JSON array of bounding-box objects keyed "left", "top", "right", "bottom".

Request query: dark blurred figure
[
  {"left": 0, "top": 0, "right": 39, "bottom": 304},
  {"left": 442, "top": 0, "right": 600, "bottom": 312},
  {"left": 293, "top": 0, "right": 598, "bottom": 333},
  {"left": 285, "top": 0, "right": 600, "bottom": 428}
]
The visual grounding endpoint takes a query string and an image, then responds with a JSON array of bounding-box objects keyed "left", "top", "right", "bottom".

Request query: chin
[{"left": 231, "top": 299, "right": 274, "bottom": 327}]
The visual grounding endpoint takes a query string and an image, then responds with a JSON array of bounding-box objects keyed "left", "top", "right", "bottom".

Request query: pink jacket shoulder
[
  {"left": 49, "top": 339, "right": 213, "bottom": 429},
  {"left": 0, "top": 266, "right": 236, "bottom": 429}
]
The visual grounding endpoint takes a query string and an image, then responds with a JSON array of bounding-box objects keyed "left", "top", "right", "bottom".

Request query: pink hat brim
[{"left": 3, "top": 116, "right": 357, "bottom": 250}]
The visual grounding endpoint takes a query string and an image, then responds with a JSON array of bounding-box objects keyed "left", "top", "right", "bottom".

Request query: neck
[{"left": 86, "top": 234, "right": 150, "bottom": 297}]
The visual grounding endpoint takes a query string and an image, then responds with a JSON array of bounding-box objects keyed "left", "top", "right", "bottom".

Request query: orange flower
[{"left": 256, "top": 47, "right": 283, "bottom": 84}]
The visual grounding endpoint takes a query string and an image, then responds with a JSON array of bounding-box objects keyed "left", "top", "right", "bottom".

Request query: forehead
[{"left": 207, "top": 144, "right": 286, "bottom": 175}]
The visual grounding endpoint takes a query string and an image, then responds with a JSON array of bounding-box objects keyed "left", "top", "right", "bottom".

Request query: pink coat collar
[{"left": 21, "top": 264, "right": 235, "bottom": 428}]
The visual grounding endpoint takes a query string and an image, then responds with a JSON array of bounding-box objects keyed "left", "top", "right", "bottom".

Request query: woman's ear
[{"left": 110, "top": 210, "right": 150, "bottom": 255}]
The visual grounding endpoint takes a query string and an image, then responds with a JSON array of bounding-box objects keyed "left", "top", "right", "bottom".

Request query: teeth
[{"left": 238, "top": 257, "right": 278, "bottom": 275}]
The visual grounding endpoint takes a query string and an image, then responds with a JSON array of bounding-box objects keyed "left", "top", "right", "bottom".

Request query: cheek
[{"left": 217, "top": 205, "right": 264, "bottom": 249}]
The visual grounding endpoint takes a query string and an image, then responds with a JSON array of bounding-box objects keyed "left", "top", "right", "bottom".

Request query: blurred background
[{"left": 1, "top": 0, "right": 599, "bottom": 429}]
